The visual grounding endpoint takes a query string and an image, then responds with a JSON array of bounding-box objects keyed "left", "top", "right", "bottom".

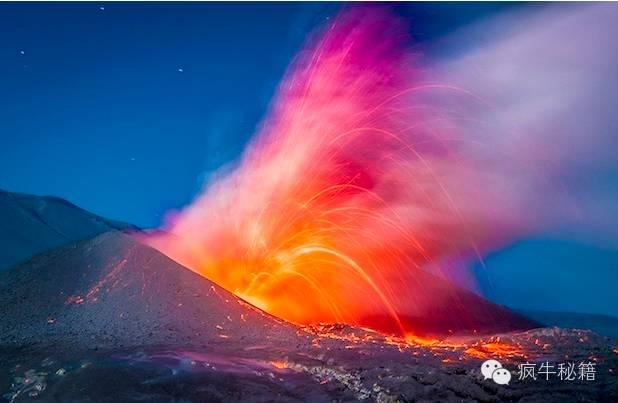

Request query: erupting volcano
[
  {"left": 2, "top": 3, "right": 618, "bottom": 402},
  {"left": 146, "top": 7, "right": 540, "bottom": 337}
]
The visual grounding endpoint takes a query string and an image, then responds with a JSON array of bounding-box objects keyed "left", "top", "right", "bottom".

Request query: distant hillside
[
  {"left": 0, "top": 189, "right": 138, "bottom": 271},
  {"left": 516, "top": 309, "right": 618, "bottom": 339}
]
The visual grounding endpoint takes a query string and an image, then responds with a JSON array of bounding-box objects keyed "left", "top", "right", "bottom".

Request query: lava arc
[{"left": 147, "top": 7, "right": 538, "bottom": 337}]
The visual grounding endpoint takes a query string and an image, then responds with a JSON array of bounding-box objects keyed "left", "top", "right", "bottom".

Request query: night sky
[{"left": 1, "top": 2, "right": 615, "bottom": 317}]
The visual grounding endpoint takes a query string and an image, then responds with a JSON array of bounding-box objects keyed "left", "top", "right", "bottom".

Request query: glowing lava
[{"left": 147, "top": 7, "right": 540, "bottom": 337}]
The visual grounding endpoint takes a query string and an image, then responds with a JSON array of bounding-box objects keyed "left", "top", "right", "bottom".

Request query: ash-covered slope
[
  {"left": 0, "top": 232, "right": 301, "bottom": 350},
  {"left": 0, "top": 189, "right": 138, "bottom": 271}
]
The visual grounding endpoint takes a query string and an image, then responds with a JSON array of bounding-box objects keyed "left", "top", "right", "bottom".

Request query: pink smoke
[{"left": 145, "top": 5, "right": 618, "bottom": 334}]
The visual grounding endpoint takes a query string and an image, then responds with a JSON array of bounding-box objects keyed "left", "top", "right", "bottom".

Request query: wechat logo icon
[{"left": 481, "top": 359, "right": 512, "bottom": 385}]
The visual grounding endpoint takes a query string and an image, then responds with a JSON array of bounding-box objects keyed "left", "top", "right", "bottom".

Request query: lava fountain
[{"left": 146, "top": 7, "right": 550, "bottom": 337}]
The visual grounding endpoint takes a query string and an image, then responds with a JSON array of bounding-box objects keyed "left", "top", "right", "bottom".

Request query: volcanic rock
[{"left": 0, "top": 231, "right": 302, "bottom": 350}]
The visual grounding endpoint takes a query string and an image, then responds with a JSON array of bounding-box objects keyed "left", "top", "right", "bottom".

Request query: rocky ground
[{"left": 1, "top": 326, "right": 616, "bottom": 402}]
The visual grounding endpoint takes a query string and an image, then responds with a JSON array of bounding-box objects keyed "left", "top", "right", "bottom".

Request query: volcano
[
  {"left": 0, "top": 193, "right": 616, "bottom": 402},
  {"left": 0, "top": 231, "right": 302, "bottom": 350},
  {"left": 0, "top": 190, "right": 537, "bottom": 346},
  {"left": 0, "top": 228, "right": 536, "bottom": 348},
  {"left": 2, "top": 3, "right": 618, "bottom": 400}
]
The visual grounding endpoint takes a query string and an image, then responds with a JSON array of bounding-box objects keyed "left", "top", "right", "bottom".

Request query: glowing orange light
[
  {"left": 146, "top": 7, "right": 537, "bottom": 337},
  {"left": 270, "top": 360, "right": 287, "bottom": 369},
  {"left": 464, "top": 342, "right": 526, "bottom": 360}
]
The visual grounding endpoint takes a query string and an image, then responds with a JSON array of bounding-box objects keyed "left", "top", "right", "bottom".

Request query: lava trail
[{"left": 146, "top": 6, "right": 613, "bottom": 336}]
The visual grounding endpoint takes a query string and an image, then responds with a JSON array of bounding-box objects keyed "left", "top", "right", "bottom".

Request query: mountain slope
[
  {"left": 0, "top": 231, "right": 301, "bottom": 350},
  {"left": 516, "top": 309, "right": 618, "bottom": 339},
  {"left": 0, "top": 189, "right": 137, "bottom": 271}
]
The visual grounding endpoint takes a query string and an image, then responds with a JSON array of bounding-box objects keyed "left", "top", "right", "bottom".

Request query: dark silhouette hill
[
  {"left": 516, "top": 309, "right": 618, "bottom": 339},
  {"left": 0, "top": 189, "right": 137, "bottom": 271}
]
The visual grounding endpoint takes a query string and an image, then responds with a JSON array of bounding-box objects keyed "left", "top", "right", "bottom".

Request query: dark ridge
[
  {"left": 0, "top": 188, "right": 139, "bottom": 271},
  {"left": 515, "top": 309, "right": 618, "bottom": 339}
]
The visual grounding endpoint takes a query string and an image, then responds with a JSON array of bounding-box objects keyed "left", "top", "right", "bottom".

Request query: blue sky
[
  {"left": 0, "top": 2, "right": 521, "bottom": 227},
  {"left": 1, "top": 2, "right": 615, "bottom": 316}
]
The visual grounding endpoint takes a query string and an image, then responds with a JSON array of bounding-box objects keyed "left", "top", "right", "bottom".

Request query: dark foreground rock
[{"left": 1, "top": 326, "right": 617, "bottom": 402}]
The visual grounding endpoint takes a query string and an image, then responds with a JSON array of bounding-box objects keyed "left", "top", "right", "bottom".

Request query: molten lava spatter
[{"left": 147, "top": 7, "right": 539, "bottom": 336}]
